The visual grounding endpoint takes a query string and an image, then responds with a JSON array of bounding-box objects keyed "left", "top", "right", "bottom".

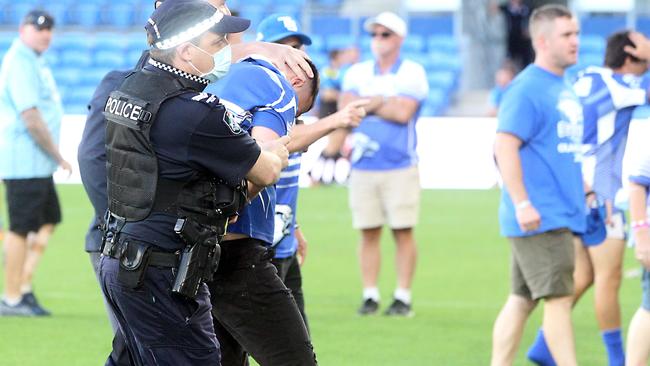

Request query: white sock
[
  {"left": 3, "top": 296, "right": 21, "bottom": 306},
  {"left": 394, "top": 288, "right": 411, "bottom": 304},
  {"left": 20, "top": 284, "right": 32, "bottom": 294},
  {"left": 362, "top": 287, "right": 380, "bottom": 302}
]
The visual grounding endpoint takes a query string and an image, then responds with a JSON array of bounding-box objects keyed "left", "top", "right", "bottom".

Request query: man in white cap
[{"left": 340, "top": 11, "right": 429, "bottom": 316}]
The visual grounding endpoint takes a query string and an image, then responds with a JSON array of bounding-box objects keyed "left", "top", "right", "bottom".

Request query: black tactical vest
[{"left": 104, "top": 67, "right": 246, "bottom": 229}]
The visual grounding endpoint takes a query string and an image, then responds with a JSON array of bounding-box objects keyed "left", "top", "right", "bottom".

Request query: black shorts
[{"left": 4, "top": 177, "right": 61, "bottom": 235}]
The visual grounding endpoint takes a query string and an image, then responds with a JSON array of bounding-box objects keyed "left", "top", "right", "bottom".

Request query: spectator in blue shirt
[
  {"left": 491, "top": 5, "right": 585, "bottom": 366},
  {"left": 526, "top": 30, "right": 650, "bottom": 366},
  {"left": 0, "top": 9, "right": 71, "bottom": 317}
]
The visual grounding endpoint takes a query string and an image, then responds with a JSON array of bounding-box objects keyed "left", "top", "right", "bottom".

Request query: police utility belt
[{"left": 101, "top": 214, "right": 223, "bottom": 300}]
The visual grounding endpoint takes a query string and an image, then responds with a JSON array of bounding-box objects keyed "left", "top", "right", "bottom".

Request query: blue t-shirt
[
  {"left": 273, "top": 153, "right": 301, "bottom": 258},
  {"left": 573, "top": 67, "right": 649, "bottom": 201},
  {"left": 205, "top": 57, "right": 297, "bottom": 245},
  {"left": 0, "top": 39, "right": 63, "bottom": 179},
  {"left": 497, "top": 64, "right": 586, "bottom": 237},
  {"left": 118, "top": 66, "right": 262, "bottom": 252},
  {"left": 341, "top": 59, "right": 429, "bottom": 171}
]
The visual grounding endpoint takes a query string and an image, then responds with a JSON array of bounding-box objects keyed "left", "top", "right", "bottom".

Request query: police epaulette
[{"left": 187, "top": 92, "right": 221, "bottom": 107}]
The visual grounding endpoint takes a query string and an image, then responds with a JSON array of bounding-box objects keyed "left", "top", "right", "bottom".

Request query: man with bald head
[{"left": 491, "top": 5, "right": 586, "bottom": 366}]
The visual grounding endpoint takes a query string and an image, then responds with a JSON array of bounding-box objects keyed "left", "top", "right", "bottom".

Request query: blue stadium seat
[
  {"left": 403, "top": 52, "right": 430, "bottom": 69},
  {"left": 580, "top": 15, "right": 626, "bottom": 37},
  {"left": 315, "top": 0, "right": 343, "bottom": 6},
  {"left": 580, "top": 35, "right": 606, "bottom": 55},
  {"left": 409, "top": 15, "right": 454, "bottom": 36},
  {"left": 243, "top": 0, "right": 273, "bottom": 6},
  {"left": 427, "top": 71, "right": 456, "bottom": 92},
  {"left": 126, "top": 34, "right": 149, "bottom": 53},
  {"left": 427, "top": 35, "right": 458, "bottom": 54},
  {"left": 94, "top": 50, "right": 127, "bottom": 68},
  {"left": 402, "top": 35, "right": 425, "bottom": 53},
  {"left": 7, "top": 2, "right": 40, "bottom": 26},
  {"left": 126, "top": 49, "right": 145, "bottom": 67},
  {"left": 358, "top": 36, "right": 371, "bottom": 53},
  {"left": 429, "top": 52, "right": 462, "bottom": 73},
  {"left": 51, "top": 33, "right": 94, "bottom": 52},
  {"left": 79, "top": 67, "right": 110, "bottom": 87},
  {"left": 308, "top": 35, "right": 324, "bottom": 53},
  {"left": 309, "top": 51, "right": 328, "bottom": 70},
  {"left": 101, "top": 3, "right": 134, "bottom": 28},
  {"left": 421, "top": 88, "right": 449, "bottom": 116},
  {"left": 53, "top": 67, "right": 83, "bottom": 86},
  {"left": 59, "top": 49, "right": 94, "bottom": 68},
  {"left": 579, "top": 53, "right": 603, "bottom": 67},
  {"left": 66, "top": 3, "right": 102, "bottom": 27},
  {"left": 0, "top": 34, "right": 14, "bottom": 52},
  {"left": 40, "top": 3, "right": 67, "bottom": 27},
  {"left": 239, "top": 6, "right": 266, "bottom": 29},
  {"left": 94, "top": 32, "right": 129, "bottom": 53},
  {"left": 637, "top": 17, "right": 650, "bottom": 36},
  {"left": 270, "top": 6, "right": 300, "bottom": 21},
  {"left": 64, "top": 103, "right": 90, "bottom": 115},
  {"left": 325, "top": 34, "right": 355, "bottom": 51},
  {"left": 64, "top": 86, "right": 97, "bottom": 106},
  {"left": 311, "top": 16, "right": 351, "bottom": 35},
  {"left": 43, "top": 50, "right": 59, "bottom": 67}
]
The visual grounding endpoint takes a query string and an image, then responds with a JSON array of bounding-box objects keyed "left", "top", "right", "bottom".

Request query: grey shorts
[{"left": 509, "top": 228, "right": 575, "bottom": 301}]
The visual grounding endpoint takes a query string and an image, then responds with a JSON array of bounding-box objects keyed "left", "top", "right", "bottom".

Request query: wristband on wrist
[
  {"left": 515, "top": 200, "right": 531, "bottom": 211},
  {"left": 632, "top": 220, "right": 650, "bottom": 230}
]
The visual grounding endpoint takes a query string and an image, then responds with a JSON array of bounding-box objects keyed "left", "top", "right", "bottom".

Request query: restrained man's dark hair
[
  {"left": 302, "top": 58, "right": 320, "bottom": 114},
  {"left": 605, "top": 30, "right": 642, "bottom": 68}
]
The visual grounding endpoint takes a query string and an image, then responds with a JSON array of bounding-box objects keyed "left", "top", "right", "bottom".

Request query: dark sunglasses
[{"left": 370, "top": 32, "right": 392, "bottom": 39}]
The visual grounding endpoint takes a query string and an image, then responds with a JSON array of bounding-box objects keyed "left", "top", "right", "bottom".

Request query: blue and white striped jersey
[
  {"left": 205, "top": 56, "right": 297, "bottom": 245},
  {"left": 624, "top": 105, "right": 650, "bottom": 188},
  {"left": 273, "top": 152, "right": 301, "bottom": 258},
  {"left": 573, "top": 66, "right": 649, "bottom": 201}
]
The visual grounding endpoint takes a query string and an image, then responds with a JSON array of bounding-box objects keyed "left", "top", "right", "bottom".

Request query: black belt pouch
[{"left": 117, "top": 240, "right": 152, "bottom": 289}]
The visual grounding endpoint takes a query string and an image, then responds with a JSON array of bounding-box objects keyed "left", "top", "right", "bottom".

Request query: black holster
[
  {"left": 117, "top": 240, "right": 152, "bottom": 289},
  {"left": 173, "top": 217, "right": 224, "bottom": 299}
]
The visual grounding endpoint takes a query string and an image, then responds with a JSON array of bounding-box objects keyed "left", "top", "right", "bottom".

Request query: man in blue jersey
[
  {"left": 256, "top": 13, "right": 314, "bottom": 328},
  {"left": 0, "top": 9, "right": 71, "bottom": 317},
  {"left": 526, "top": 30, "right": 650, "bottom": 366},
  {"left": 622, "top": 104, "right": 650, "bottom": 366},
  {"left": 490, "top": 5, "right": 585, "bottom": 366},
  {"left": 340, "top": 11, "right": 429, "bottom": 317},
  {"left": 204, "top": 20, "right": 367, "bottom": 364}
]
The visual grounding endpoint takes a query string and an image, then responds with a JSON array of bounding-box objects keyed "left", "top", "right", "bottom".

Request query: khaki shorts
[
  {"left": 509, "top": 228, "right": 575, "bottom": 301},
  {"left": 348, "top": 166, "right": 420, "bottom": 230}
]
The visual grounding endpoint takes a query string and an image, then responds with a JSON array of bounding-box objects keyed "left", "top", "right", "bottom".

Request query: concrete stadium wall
[{"left": 55, "top": 115, "right": 500, "bottom": 190}]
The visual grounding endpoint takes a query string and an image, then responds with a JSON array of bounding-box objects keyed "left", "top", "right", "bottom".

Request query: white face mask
[{"left": 188, "top": 44, "right": 232, "bottom": 82}]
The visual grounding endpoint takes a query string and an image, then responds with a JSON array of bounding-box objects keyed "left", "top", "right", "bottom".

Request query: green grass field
[{"left": 0, "top": 185, "right": 644, "bottom": 365}]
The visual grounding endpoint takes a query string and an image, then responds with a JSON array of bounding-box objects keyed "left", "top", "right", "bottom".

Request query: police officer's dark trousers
[
  {"left": 99, "top": 254, "right": 221, "bottom": 366},
  {"left": 208, "top": 238, "right": 317, "bottom": 366}
]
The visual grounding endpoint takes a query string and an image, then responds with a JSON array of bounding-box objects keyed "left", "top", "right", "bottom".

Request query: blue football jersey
[{"left": 205, "top": 57, "right": 297, "bottom": 244}]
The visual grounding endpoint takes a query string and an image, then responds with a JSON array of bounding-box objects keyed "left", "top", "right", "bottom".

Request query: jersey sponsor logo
[
  {"left": 105, "top": 96, "right": 145, "bottom": 122},
  {"left": 350, "top": 132, "right": 380, "bottom": 164},
  {"left": 273, "top": 204, "right": 293, "bottom": 246},
  {"left": 556, "top": 91, "right": 584, "bottom": 162}
]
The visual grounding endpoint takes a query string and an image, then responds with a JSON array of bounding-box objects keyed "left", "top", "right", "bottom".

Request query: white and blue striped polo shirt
[
  {"left": 624, "top": 105, "right": 650, "bottom": 188},
  {"left": 0, "top": 39, "right": 63, "bottom": 179},
  {"left": 341, "top": 58, "right": 428, "bottom": 171},
  {"left": 573, "top": 66, "right": 649, "bottom": 201}
]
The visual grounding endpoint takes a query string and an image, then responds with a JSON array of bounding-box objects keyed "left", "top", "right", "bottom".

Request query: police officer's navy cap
[
  {"left": 256, "top": 13, "right": 312, "bottom": 46},
  {"left": 145, "top": 0, "right": 250, "bottom": 50},
  {"left": 22, "top": 9, "right": 55, "bottom": 30}
]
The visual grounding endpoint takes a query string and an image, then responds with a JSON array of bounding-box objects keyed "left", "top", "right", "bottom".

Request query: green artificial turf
[{"left": 0, "top": 185, "right": 643, "bottom": 365}]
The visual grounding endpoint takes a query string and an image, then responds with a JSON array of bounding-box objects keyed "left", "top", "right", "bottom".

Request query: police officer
[{"left": 99, "top": 1, "right": 289, "bottom": 364}]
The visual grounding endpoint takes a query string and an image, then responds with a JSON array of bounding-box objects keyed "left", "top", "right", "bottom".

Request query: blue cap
[
  {"left": 256, "top": 14, "right": 312, "bottom": 46},
  {"left": 581, "top": 204, "right": 607, "bottom": 246}
]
